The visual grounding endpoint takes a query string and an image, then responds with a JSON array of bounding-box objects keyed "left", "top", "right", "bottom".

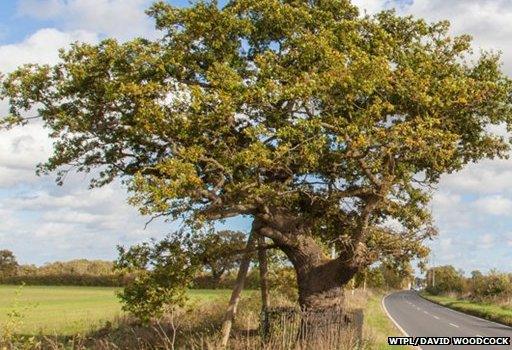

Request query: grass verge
[
  {"left": 420, "top": 292, "right": 512, "bottom": 326},
  {"left": 363, "top": 292, "right": 409, "bottom": 350}
]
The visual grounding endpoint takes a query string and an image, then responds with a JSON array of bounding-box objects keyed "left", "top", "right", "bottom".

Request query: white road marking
[
  {"left": 449, "top": 323, "right": 459, "bottom": 328},
  {"left": 433, "top": 315, "right": 440, "bottom": 320},
  {"left": 382, "top": 294, "right": 424, "bottom": 350},
  {"left": 423, "top": 311, "right": 430, "bottom": 315}
]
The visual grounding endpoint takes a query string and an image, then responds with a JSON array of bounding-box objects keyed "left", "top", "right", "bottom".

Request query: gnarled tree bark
[{"left": 280, "top": 234, "right": 357, "bottom": 310}]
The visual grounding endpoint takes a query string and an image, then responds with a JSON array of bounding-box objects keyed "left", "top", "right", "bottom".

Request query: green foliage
[
  {"left": 426, "top": 267, "right": 512, "bottom": 303},
  {"left": 3, "top": 0, "right": 512, "bottom": 302},
  {"left": 194, "top": 229, "right": 246, "bottom": 285},
  {"left": 378, "top": 262, "right": 413, "bottom": 290},
  {"left": 0, "top": 284, "right": 39, "bottom": 349},
  {"left": 115, "top": 228, "right": 250, "bottom": 320},
  {"left": 115, "top": 235, "right": 200, "bottom": 323},
  {"left": 1, "top": 284, "right": 25, "bottom": 344},
  {"left": 469, "top": 270, "right": 512, "bottom": 300},
  {"left": 426, "top": 265, "right": 465, "bottom": 295},
  {"left": 354, "top": 266, "right": 385, "bottom": 289},
  {"left": 0, "top": 286, "right": 231, "bottom": 337},
  {"left": 268, "top": 266, "right": 298, "bottom": 301}
]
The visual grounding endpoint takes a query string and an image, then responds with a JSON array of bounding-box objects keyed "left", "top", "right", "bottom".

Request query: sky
[{"left": 2, "top": 0, "right": 512, "bottom": 273}]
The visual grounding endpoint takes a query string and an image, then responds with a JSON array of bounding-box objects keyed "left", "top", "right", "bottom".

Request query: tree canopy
[
  {"left": 0, "top": 250, "right": 18, "bottom": 278},
  {"left": 2, "top": 0, "right": 512, "bottom": 309},
  {"left": 194, "top": 229, "right": 247, "bottom": 285}
]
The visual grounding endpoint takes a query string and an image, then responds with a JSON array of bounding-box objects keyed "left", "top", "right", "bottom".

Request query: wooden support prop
[
  {"left": 219, "top": 227, "right": 256, "bottom": 347},
  {"left": 258, "top": 234, "right": 270, "bottom": 341}
]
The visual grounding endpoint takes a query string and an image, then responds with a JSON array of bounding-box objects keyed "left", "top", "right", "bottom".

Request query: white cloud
[
  {"left": 0, "top": 180, "right": 176, "bottom": 264},
  {"left": 0, "top": 124, "right": 52, "bottom": 186},
  {"left": 438, "top": 159, "right": 512, "bottom": 196},
  {"left": 473, "top": 195, "right": 512, "bottom": 216},
  {"left": 17, "top": 0, "right": 63, "bottom": 19},
  {"left": 17, "top": 0, "right": 157, "bottom": 41},
  {"left": 394, "top": 0, "right": 512, "bottom": 75},
  {"left": 352, "top": 1, "right": 512, "bottom": 74},
  {"left": 480, "top": 233, "right": 495, "bottom": 249},
  {"left": 439, "top": 237, "right": 452, "bottom": 250},
  {"left": 0, "top": 28, "right": 97, "bottom": 73},
  {"left": 352, "top": 0, "right": 389, "bottom": 14}
]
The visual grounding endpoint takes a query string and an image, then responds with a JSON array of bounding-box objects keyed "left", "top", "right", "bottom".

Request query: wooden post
[
  {"left": 258, "top": 234, "right": 270, "bottom": 340},
  {"left": 219, "top": 228, "right": 256, "bottom": 348}
]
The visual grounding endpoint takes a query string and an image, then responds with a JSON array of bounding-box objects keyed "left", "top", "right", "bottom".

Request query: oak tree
[{"left": 2, "top": 0, "right": 512, "bottom": 311}]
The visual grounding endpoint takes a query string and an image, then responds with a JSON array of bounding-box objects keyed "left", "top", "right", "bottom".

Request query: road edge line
[
  {"left": 381, "top": 292, "right": 423, "bottom": 350},
  {"left": 417, "top": 292, "right": 512, "bottom": 330}
]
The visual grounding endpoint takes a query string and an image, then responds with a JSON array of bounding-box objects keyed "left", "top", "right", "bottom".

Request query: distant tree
[
  {"left": 355, "top": 266, "right": 385, "bottom": 289},
  {"left": 426, "top": 265, "right": 464, "bottom": 295},
  {"left": 381, "top": 262, "right": 413, "bottom": 290},
  {"left": 194, "top": 229, "right": 246, "bottom": 287},
  {"left": 471, "top": 270, "right": 511, "bottom": 299},
  {"left": 2, "top": 0, "right": 512, "bottom": 312},
  {"left": 0, "top": 250, "right": 18, "bottom": 278},
  {"left": 38, "top": 259, "right": 115, "bottom": 275},
  {"left": 471, "top": 270, "right": 483, "bottom": 280}
]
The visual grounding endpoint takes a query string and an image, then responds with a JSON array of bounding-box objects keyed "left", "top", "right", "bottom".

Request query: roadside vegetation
[
  {"left": 421, "top": 293, "right": 512, "bottom": 327},
  {"left": 421, "top": 265, "right": 512, "bottom": 326},
  {"left": 364, "top": 293, "right": 408, "bottom": 350}
]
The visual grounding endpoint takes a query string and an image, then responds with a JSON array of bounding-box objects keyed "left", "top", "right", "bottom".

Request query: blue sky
[{"left": 2, "top": 0, "right": 512, "bottom": 274}]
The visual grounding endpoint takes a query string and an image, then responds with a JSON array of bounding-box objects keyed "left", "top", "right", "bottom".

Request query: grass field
[
  {"left": 421, "top": 292, "right": 512, "bottom": 327},
  {"left": 0, "top": 285, "right": 232, "bottom": 336},
  {"left": 0, "top": 284, "right": 406, "bottom": 349}
]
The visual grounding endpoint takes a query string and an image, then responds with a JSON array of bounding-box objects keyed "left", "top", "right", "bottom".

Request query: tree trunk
[
  {"left": 219, "top": 229, "right": 255, "bottom": 348},
  {"left": 278, "top": 235, "right": 358, "bottom": 311},
  {"left": 271, "top": 234, "right": 359, "bottom": 343},
  {"left": 211, "top": 270, "right": 223, "bottom": 289}
]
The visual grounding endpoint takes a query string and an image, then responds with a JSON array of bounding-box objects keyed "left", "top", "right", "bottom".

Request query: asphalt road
[{"left": 383, "top": 291, "right": 512, "bottom": 349}]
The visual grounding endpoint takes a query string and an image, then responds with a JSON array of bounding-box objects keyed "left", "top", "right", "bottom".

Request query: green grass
[
  {"left": 364, "top": 292, "right": 409, "bottom": 350},
  {"left": 0, "top": 285, "right": 232, "bottom": 336},
  {"left": 421, "top": 292, "right": 512, "bottom": 326}
]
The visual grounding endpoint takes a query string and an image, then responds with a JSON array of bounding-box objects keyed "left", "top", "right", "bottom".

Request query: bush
[
  {"left": 115, "top": 236, "right": 200, "bottom": 322},
  {"left": 470, "top": 270, "right": 512, "bottom": 300}
]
